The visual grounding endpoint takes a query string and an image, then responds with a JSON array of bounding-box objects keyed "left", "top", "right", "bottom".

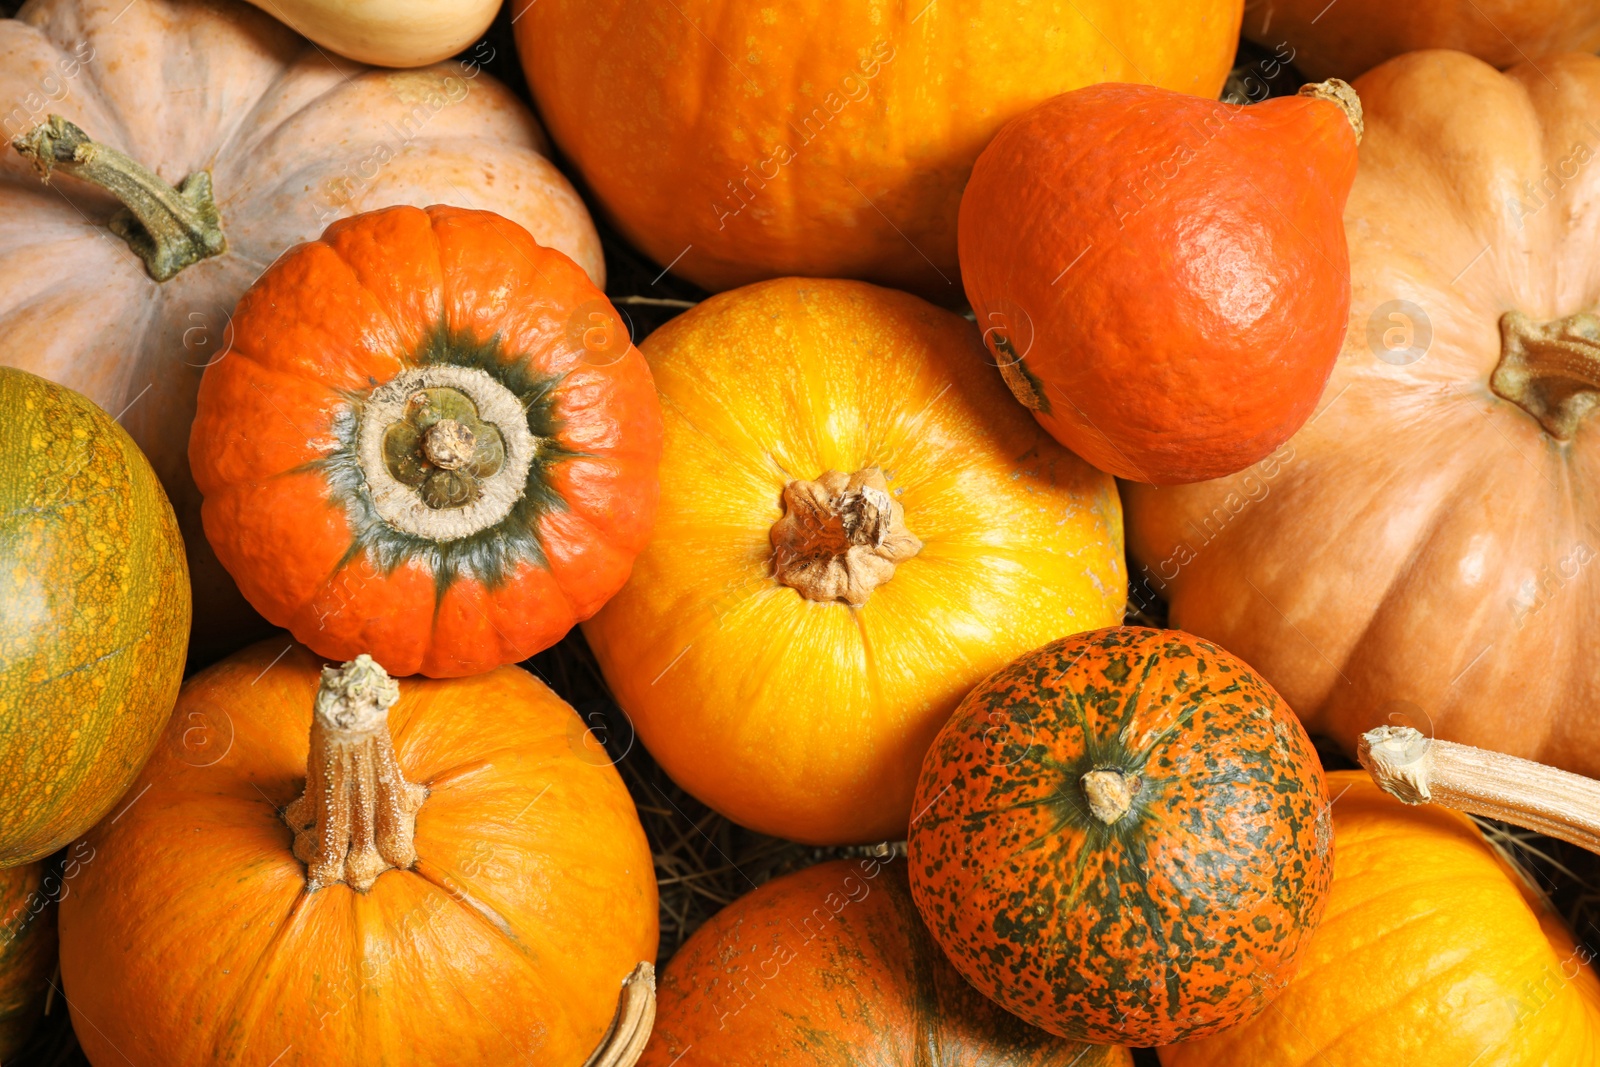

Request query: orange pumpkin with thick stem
[
  {"left": 189, "top": 204, "right": 661, "bottom": 679},
  {"left": 1243, "top": 1, "right": 1600, "bottom": 82},
  {"left": 57, "top": 640, "right": 658, "bottom": 1067},
  {"left": 908, "top": 627, "right": 1333, "bottom": 1046},
  {"left": 514, "top": 0, "right": 1243, "bottom": 303},
  {"left": 958, "top": 80, "right": 1361, "bottom": 483},
  {"left": 1124, "top": 50, "right": 1600, "bottom": 779},
  {"left": 642, "top": 858, "right": 1132, "bottom": 1067}
]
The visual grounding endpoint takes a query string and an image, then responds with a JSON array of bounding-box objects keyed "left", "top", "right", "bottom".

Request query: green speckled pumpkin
[
  {"left": 0, "top": 368, "right": 190, "bottom": 867},
  {"left": 906, "top": 627, "right": 1332, "bottom": 1046},
  {"left": 0, "top": 857, "right": 58, "bottom": 1058}
]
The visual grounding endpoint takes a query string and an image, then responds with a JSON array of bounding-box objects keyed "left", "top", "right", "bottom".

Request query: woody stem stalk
[{"left": 1359, "top": 725, "right": 1600, "bottom": 854}]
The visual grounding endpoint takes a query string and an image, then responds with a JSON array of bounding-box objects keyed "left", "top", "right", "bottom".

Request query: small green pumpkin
[{"left": 0, "top": 367, "right": 189, "bottom": 866}]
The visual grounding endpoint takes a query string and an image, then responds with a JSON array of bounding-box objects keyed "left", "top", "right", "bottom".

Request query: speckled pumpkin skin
[
  {"left": 0, "top": 368, "right": 189, "bottom": 867},
  {"left": 642, "top": 858, "right": 1133, "bottom": 1067},
  {"left": 0, "top": 859, "right": 58, "bottom": 1059},
  {"left": 907, "top": 627, "right": 1332, "bottom": 1046}
]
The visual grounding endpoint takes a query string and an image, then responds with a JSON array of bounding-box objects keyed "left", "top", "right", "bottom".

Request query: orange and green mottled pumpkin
[
  {"left": 643, "top": 858, "right": 1132, "bottom": 1067},
  {"left": 0, "top": 367, "right": 190, "bottom": 867},
  {"left": 907, "top": 627, "right": 1333, "bottom": 1046},
  {"left": 0, "top": 858, "right": 59, "bottom": 1059}
]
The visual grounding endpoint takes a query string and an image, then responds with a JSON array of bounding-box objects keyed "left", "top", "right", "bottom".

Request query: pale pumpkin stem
[
  {"left": 1359, "top": 726, "right": 1600, "bottom": 854},
  {"left": 769, "top": 467, "right": 922, "bottom": 606},
  {"left": 1297, "top": 79, "right": 1364, "bottom": 144},
  {"left": 581, "top": 963, "right": 657, "bottom": 1067},
  {"left": 1490, "top": 310, "right": 1600, "bottom": 439},
  {"left": 283, "top": 656, "right": 426, "bottom": 892},
  {"left": 10, "top": 115, "right": 226, "bottom": 283},
  {"left": 1081, "top": 768, "right": 1138, "bottom": 824}
]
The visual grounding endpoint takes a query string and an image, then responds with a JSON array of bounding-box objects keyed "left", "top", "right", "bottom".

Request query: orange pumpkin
[
  {"left": 1160, "top": 772, "right": 1600, "bottom": 1066},
  {"left": 908, "top": 627, "right": 1333, "bottom": 1046},
  {"left": 1125, "top": 51, "right": 1600, "bottom": 778},
  {"left": 57, "top": 640, "right": 658, "bottom": 1066},
  {"left": 514, "top": 0, "right": 1242, "bottom": 303},
  {"left": 189, "top": 205, "right": 661, "bottom": 678},
  {"left": 1244, "top": 1, "right": 1600, "bottom": 82},
  {"left": 643, "top": 858, "right": 1132, "bottom": 1067},
  {"left": 1, "top": 0, "right": 602, "bottom": 665},
  {"left": 583, "top": 278, "right": 1124, "bottom": 845},
  {"left": 959, "top": 80, "right": 1361, "bottom": 483},
  {"left": 0, "top": 858, "right": 59, "bottom": 1060}
]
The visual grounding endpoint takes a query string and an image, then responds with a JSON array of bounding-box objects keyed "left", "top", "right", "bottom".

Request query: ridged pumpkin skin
[
  {"left": 908, "top": 627, "right": 1333, "bottom": 1046},
  {"left": 515, "top": 0, "right": 1242, "bottom": 303},
  {"left": 1244, "top": 1, "right": 1600, "bottom": 81},
  {"left": 643, "top": 859, "right": 1133, "bottom": 1067},
  {"left": 0, "top": 0, "right": 603, "bottom": 666},
  {"left": 190, "top": 205, "right": 661, "bottom": 678},
  {"left": 57, "top": 640, "right": 658, "bottom": 1067},
  {"left": 583, "top": 278, "right": 1125, "bottom": 845},
  {"left": 1124, "top": 52, "right": 1600, "bottom": 779},
  {"left": 0, "top": 367, "right": 189, "bottom": 866},
  {"left": 959, "top": 83, "right": 1358, "bottom": 483},
  {"left": 0, "top": 859, "right": 59, "bottom": 1059},
  {"left": 1161, "top": 772, "right": 1600, "bottom": 1066}
]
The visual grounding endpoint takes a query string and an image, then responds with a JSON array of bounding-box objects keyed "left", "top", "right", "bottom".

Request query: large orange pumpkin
[
  {"left": 189, "top": 205, "right": 661, "bottom": 679},
  {"left": 643, "top": 858, "right": 1133, "bottom": 1067},
  {"left": 57, "top": 640, "right": 658, "bottom": 1066},
  {"left": 1125, "top": 51, "right": 1600, "bottom": 778},
  {"left": 1160, "top": 772, "right": 1600, "bottom": 1066},
  {"left": 1243, "top": 1, "right": 1600, "bottom": 82},
  {"left": 513, "top": 0, "right": 1242, "bottom": 303},
  {"left": 908, "top": 627, "right": 1333, "bottom": 1046},
  {"left": 958, "top": 80, "right": 1361, "bottom": 483},
  {"left": 1, "top": 0, "right": 602, "bottom": 665},
  {"left": 0, "top": 858, "right": 59, "bottom": 1059},
  {"left": 583, "top": 278, "right": 1125, "bottom": 845},
  {"left": 0, "top": 367, "right": 189, "bottom": 867}
]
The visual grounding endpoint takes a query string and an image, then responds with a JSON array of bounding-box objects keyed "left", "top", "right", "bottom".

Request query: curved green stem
[{"left": 11, "top": 115, "right": 225, "bottom": 282}]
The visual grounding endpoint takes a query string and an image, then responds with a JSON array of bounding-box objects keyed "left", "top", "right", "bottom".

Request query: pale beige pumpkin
[
  {"left": 1126, "top": 51, "right": 1600, "bottom": 778},
  {"left": 0, "top": 0, "right": 601, "bottom": 665}
]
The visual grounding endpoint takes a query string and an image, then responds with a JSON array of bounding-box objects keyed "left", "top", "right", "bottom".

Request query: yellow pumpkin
[
  {"left": 1159, "top": 772, "right": 1600, "bottom": 1066},
  {"left": 583, "top": 278, "right": 1124, "bottom": 844}
]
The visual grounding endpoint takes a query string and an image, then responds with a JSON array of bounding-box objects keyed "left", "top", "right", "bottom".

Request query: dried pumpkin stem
[
  {"left": 1490, "top": 310, "right": 1600, "bottom": 439},
  {"left": 1359, "top": 726, "right": 1600, "bottom": 854},
  {"left": 10, "top": 114, "right": 225, "bottom": 282},
  {"left": 581, "top": 963, "right": 656, "bottom": 1067},
  {"left": 1081, "top": 768, "right": 1137, "bottom": 824},
  {"left": 284, "top": 656, "right": 426, "bottom": 892},
  {"left": 1297, "top": 79, "right": 1364, "bottom": 144},
  {"left": 770, "top": 467, "right": 922, "bottom": 606}
]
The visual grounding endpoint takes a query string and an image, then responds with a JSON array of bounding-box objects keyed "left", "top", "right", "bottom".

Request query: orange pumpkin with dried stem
[
  {"left": 57, "top": 640, "right": 658, "bottom": 1066},
  {"left": 190, "top": 205, "right": 661, "bottom": 678},
  {"left": 908, "top": 627, "right": 1333, "bottom": 1046}
]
